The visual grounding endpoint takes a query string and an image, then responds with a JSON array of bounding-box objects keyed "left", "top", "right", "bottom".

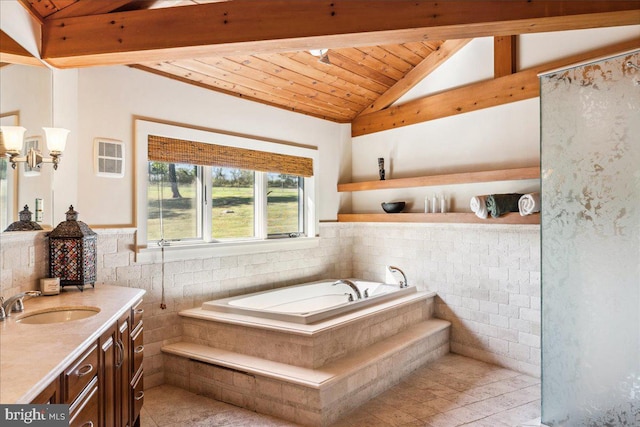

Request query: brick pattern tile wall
[
  {"left": 350, "top": 223, "right": 541, "bottom": 377},
  {"left": 0, "top": 222, "right": 540, "bottom": 385}
]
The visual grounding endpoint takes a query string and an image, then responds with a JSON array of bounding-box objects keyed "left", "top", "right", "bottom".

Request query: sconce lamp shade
[
  {"left": 43, "top": 127, "right": 69, "bottom": 153},
  {"left": 0, "top": 126, "right": 26, "bottom": 152}
]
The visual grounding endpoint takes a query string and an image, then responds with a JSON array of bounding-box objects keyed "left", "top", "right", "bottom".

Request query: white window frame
[{"left": 135, "top": 120, "right": 319, "bottom": 261}]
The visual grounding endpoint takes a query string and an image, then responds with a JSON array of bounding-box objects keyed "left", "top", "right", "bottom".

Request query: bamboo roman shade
[{"left": 148, "top": 135, "right": 313, "bottom": 177}]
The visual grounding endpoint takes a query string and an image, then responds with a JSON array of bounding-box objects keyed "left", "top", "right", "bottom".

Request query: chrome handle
[
  {"left": 76, "top": 364, "right": 93, "bottom": 377},
  {"left": 134, "top": 308, "right": 144, "bottom": 315},
  {"left": 134, "top": 345, "right": 144, "bottom": 354},
  {"left": 81, "top": 421, "right": 94, "bottom": 427},
  {"left": 135, "top": 391, "right": 144, "bottom": 401}
]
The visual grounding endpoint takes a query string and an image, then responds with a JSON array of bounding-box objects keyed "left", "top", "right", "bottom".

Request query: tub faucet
[
  {"left": 388, "top": 266, "right": 408, "bottom": 288},
  {"left": 332, "top": 279, "right": 362, "bottom": 300},
  {"left": 1, "top": 291, "right": 41, "bottom": 318}
]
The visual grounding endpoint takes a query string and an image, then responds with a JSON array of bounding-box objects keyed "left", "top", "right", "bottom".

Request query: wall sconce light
[{"left": 0, "top": 126, "right": 69, "bottom": 170}]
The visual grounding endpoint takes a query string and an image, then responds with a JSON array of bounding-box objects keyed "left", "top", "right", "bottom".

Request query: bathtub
[{"left": 201, "top": 279, "right": 417, "bottom": 324}]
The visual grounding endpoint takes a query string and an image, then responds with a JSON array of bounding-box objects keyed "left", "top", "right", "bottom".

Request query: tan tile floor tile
[{"left": 141, "top": 354, "right": 540, "bottom": 427}]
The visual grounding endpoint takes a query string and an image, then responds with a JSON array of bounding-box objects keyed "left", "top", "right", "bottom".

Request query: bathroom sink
[{"left": 16, "top": 306, "right": 100, "bottom": 325}]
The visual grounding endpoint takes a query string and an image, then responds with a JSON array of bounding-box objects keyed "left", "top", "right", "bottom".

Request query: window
[
  {"left": 136, "top": 120, "right": 317, "bottom": 253},
  {"left": 212, "top": 167, "right": 255, "bottom": 240},
  {"left": 147, "top": 162, "right": 200, "bottom": 242},
  {"left": 267, "top": 173, "right": 304, "bottom": 236}
]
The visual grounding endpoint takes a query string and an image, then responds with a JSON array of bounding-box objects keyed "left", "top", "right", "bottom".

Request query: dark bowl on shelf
[{"left": 381, "top": 202, "right": 406, "bottom": 213}]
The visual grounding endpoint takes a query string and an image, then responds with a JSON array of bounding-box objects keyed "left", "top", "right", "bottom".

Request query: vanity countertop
[{"left": 0, "top": 285, "right": 145, "bottom": 404}]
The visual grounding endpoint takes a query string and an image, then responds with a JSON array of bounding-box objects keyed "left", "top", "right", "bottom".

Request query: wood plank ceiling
[
  {"left": 21, "top": 0, "right": 452, "bottom": 122},
  {"left": 134, "top": 41, "right": 447, "bottom": 122},
  {"left": 10, "top": 0, "right": 640, "bottom": 132}
]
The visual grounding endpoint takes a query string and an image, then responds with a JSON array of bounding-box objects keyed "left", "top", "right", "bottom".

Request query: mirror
[{"left": 0, "top": 62, "right": 53, "bottom": 230}]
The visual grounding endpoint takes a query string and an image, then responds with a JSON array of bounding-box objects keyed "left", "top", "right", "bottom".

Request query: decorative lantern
[
  {"left": 49, "top": 205, "right": 97, "bottom": 290},
  {"left": 4, "top": 205, "right": 43, "bottom": 232}
]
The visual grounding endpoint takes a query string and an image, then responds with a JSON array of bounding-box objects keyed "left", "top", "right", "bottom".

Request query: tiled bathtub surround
[
  {"left": 0, "top": 222, "right": 540, "bottom": 388},
  {"left": 180, "top": 296, "right": 433, "bottom": 368},
  {"left": 163, "top": 294, "right": 450, "bottom": 426}
]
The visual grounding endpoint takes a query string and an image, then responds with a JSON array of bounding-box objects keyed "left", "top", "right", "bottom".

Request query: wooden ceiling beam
[
  {"left": 351, "top": 37, "right": 640, "bottom": 137},
  {"left": 41, "top": 1, "right": 640, "bottom": 68},
  {"left": 352, "top": 69, "right": 540, "bottom": 137},
  {"left": 46, "top": 0, "right": 134, "bottom": 20},
  {"left": 356, "top": 38, "right": 471, "bottom": 117},
  {"left": 494, "top": 36, "right": 517, "bottom": 78}
]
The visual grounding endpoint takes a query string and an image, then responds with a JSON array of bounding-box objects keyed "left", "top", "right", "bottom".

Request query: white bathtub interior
[{"left": 201, "top": 279, "right": 417, "bottom": 324}]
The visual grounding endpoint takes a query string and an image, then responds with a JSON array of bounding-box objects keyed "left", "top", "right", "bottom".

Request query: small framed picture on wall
[
  {"left": 23, "top": 136, "right": 42, "bottom": 177},
  {"left": 94, "top": 138, "right": 125, "bottom": 178}
]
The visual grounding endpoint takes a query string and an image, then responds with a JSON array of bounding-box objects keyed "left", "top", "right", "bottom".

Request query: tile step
[{"left": 162, "top": 318, "right": 450, "bottom": 390}]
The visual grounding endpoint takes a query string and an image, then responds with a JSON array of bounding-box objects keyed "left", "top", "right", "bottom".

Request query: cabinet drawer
[
  {"left": 131, "top": 299, "right": 144, "bottom": 330},
  {"left": 69, "top": 377, "right": 99, "bottom": 427},
  {"left": 131, "top": 369, "right": 144, "bottom": 424},
  {"left": 131, "top": 324, "right": 144, "bottom": 375},
  {"left": 64, "top": 343, "right": 98, "bottom": 404}
]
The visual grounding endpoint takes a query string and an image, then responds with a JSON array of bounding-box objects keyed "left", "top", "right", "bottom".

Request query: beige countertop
[{"left": 0, "top": 285, "right": 145, "bottom": 404}]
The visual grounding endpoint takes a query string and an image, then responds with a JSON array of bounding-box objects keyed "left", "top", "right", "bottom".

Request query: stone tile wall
[
  {"left": 350, "top": 223, "right": 541, "bottom": 377},
  {"left": 0, "top": 222, "right": 540, "bottom": 384}
]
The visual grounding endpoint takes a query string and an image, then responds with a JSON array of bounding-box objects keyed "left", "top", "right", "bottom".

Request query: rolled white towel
[
  {"left": 518, "top": 192, "right": 541, "bottom": 216},
  {"left": 470, "top": 195, "right": 488, "bottom": 219}
]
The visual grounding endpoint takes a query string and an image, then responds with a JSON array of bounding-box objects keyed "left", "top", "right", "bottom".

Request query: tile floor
[{"left": 141, "top": 354, "right": 541, "bottom": 427}]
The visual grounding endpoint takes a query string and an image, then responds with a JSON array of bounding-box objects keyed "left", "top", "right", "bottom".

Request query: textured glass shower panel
[{"left": 541, "top": 52, "right": 640, "bottom": 426}]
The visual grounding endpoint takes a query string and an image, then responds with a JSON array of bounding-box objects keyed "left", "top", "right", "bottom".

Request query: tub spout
[
  {"left": 388, "top": 266, "right": 408, "bottom": 288},
  {"left": 332, "top": 279, "right": 362, "bottom": 300}
]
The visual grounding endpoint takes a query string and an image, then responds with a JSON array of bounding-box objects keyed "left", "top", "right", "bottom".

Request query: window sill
[{"left": 135, "top": 236, "right": 320, "bottom": 263}]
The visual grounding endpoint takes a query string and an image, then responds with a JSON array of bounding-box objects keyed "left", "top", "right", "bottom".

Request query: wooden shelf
[
  {"left": 337, "top": 167, "right": 539, "bottom": 192},
  {"left": 337, "top": 212, "right": 540, "bottom": 224}
]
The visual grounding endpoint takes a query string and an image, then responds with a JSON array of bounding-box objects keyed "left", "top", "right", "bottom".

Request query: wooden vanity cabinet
[
  {"left": 69, "top": 377, "right": 99, "bottom": 427},
  {"left": 100, "top": 310, "right": 132, "bottom": 427},
  {"left": 30, "top": 299, "right": 144, "bottom": 427},
  {"left": 130, "top": 299, "right": 144, "bottom": 427},
  {"left": 65, "top": 344, "right": 100, "bottom": 426},
  {"left": 31, "top": 376, "right": 61, "bottom": 404}
]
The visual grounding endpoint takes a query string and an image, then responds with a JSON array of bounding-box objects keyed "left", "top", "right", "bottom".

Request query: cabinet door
[
  {"left": 100, "top": 324, "right": 117, "bottom": 427},
  {"left": 31, "top": 377, "right": 61, "bottom": 404},
  {"left": 100, "top": 311, "right": 132, "bottom": 427},
  {"left": 118, "top": 312, "right": 131, "bottom": 427}
]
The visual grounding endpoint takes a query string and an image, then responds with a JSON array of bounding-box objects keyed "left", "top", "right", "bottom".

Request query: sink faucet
[
  {"left": 1, "top": 291, "right": 42, "bottom": 319},
  {"left": 332, "top": 279, "right": 363, "bottom": 300},
  {"left": 388, "top": 266, "right": 408, "bottom": 288}
]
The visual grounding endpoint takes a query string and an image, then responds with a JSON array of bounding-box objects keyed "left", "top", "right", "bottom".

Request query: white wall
[
  {"left": 351, "top": 26, "right": 640, "bottom": 215},
  {"left": 75, "top": 66, "right": 351, "bottom": 226}
]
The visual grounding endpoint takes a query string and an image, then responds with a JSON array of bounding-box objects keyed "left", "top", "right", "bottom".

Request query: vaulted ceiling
[{"left": 3, "top": 0, "right": 640, "bottom": 135}]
